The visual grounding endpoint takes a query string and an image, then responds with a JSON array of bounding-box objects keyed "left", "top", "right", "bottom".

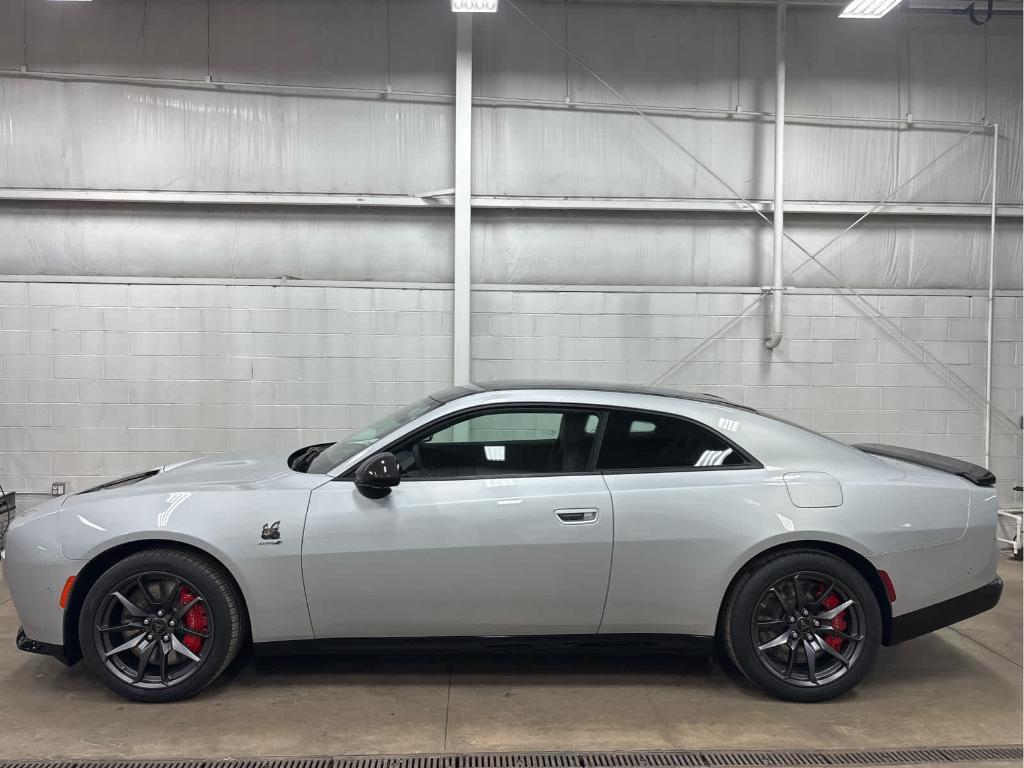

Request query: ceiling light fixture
[
  {"left": 839, "top": 0, "right": 902, "bottom": 18},
  {"left": 451, "top": 0, "right": 498, "bottom": 12}
]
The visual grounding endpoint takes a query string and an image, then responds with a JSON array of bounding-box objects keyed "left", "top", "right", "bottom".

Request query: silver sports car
[{"left": 3, "top": 381, "right": 1002, "bottom": 703}]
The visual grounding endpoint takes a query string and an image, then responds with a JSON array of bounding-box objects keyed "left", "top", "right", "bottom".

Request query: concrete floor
[{"left": 0, "top": 526, "right": 1020, "bottom": 761}]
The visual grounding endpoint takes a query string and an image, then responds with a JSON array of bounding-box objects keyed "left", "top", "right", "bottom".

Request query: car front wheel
[
  {"left": 722, "top": 549, "right": 882, "bottom": 702},
  {"left": 79, "top": 548, "right": 244, "bottom": 702}
]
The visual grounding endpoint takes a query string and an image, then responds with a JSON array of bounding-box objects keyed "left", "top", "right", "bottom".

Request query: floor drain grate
[
  {"left": 0, "top": 747, "right": 1020, "bottom": 768},
  {"left": 340, "top": 747, "right": 1024, "bottom": 768}
]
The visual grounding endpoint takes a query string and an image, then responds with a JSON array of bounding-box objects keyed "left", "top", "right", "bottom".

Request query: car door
[
  {"left": 302, "top": 405, "right": 614, "bottom": 639},
  {"left": 595, "top": 407, "right": 771, "bottom": 637}
]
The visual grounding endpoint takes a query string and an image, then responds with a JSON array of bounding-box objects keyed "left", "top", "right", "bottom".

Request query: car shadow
[
  {"left": 207, "top": 628, "right": 1006, "bottom": 698},
  {"left": 215, "top": 648, "right": 718, "bottom": 689}
]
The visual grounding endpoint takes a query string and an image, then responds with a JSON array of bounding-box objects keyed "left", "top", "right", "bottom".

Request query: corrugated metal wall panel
[
  {"left": 898, "top": 16, "right": 989, "bottom": 203},
  {"left": 0, "top": 0, "right": 24, "bottom": 71},
  {"left": 474, "top": 0, "right": 566, "bottom": 101},
  {"left": 784, "top": 10, "right": 902, "bottom": 202},
  {"left": 1, "top": 1, "right": 1017, "bottom": 209},
  {"left": 390, "top": 0, "right": 457, "bottom": 93},
  {"left": 985, "top": 20, "right": 1024, "bottom": 203},
  {"left": 0, "top": 205, "right": 453, "bottom": 282},
  {"left": 0, "top": 78, "right": 453, "bottom": 194},
  {"left": 566, "top": 3, "right": 740, "bottom": 110},
  {"left": 5, "top": 207, "right": 1019, "bottom": 290},
  {"left": 210, "top": 0, "right": 389, "bottom": 89},
  {"left": 470, "top": 212, "right": 1023, "bottom": 290},
  {"left": 26, "top": 0, "right": 209, "bottom": 79}
]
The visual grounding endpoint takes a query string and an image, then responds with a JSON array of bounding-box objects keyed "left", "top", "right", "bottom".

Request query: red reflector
[
  {"left": 58, "top": 576, "right": 75, "bottom": 609},
  {"left": 878, "top": 570, "right": 896, "bottom": 603}
]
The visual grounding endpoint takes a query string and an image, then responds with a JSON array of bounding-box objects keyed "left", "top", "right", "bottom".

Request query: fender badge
[{"left": 259, "top": 521, "right": 282, "bottom": 545}]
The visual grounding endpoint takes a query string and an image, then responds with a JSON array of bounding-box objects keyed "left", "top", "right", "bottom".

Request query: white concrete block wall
[
  {"left": 1, "top": 280, "right": 1020, "bottom": 506},
  {"left": 471, "top": 289, "right": 1023, "bottom": 503},
  {"left": 0, "top": 282, "right": 453, "bottom": 493}
]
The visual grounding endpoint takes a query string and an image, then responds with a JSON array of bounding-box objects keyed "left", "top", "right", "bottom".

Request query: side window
[
  {"left": 596, "top": 411, "right": 749, "bottom": 471},
  {"left": 394, "top": 409, "right": 602, "bottom": 479}
]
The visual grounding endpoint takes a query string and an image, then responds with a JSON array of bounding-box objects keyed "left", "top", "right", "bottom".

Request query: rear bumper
[
  {"left": 888, "top": 576, "right": 1003, "bottom": 645},
  {"left": 16, "top": 627, "right": 73, "bottom": 666}
]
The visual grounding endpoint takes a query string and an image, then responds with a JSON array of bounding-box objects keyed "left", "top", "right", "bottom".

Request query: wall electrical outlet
[{"left": 51, "top": 482, "right": 66, "bottom": 497}]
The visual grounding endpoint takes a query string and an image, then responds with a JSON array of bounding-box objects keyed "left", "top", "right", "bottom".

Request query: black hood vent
[{"left": 77, "top": 469, "right": 161, "bottom": 495}]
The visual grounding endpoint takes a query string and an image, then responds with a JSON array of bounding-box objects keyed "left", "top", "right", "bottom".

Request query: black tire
[
  {"left": 79, "top": 548, "right": 244, "bottom": 703},
  {"left": 722, "top": 548, "right": 882, "bottom": 703}
]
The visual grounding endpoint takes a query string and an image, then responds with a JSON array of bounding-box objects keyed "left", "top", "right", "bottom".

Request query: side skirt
[{"left": 254, "top": 633, "right": 715, "bottom": 658}]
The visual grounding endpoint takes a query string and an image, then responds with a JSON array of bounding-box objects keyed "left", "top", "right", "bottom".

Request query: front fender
[{"left": 58, "top": 486, "right": 315, "bottom": 643}]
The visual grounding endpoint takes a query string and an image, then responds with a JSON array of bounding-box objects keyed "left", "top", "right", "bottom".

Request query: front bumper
[
  {"left": 16, "top": 627, "right": 73, "bottom": 666},
  {"left": 3, "top": 500, "right": 77, "bottom": 647},
  {"left": 889, "top": 576, "right": 1003, "bottom": 645}
]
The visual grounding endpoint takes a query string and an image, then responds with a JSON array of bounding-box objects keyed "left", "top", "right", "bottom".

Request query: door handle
[{"left": 555, "top": 508, "right": 598, "bottom": 524}]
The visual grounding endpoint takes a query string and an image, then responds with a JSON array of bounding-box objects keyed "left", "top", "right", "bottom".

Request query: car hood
[
  {"left": 63, "top": 448, "right": 306, "bottom": 505},
  {"left": 154, "top": 450, "right": 296, "bottom": 486}
]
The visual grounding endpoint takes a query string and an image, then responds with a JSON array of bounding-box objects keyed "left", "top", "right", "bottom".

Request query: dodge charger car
[{"left": 3, "top": 381, "right": 1003, "bottom": 703}]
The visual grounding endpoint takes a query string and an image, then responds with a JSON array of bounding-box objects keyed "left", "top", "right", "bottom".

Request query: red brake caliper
[
  {"left": 179, "top": 587, "right": 208, "bottom": 654},
  {"left": 818, "top": 589, "right": 846, "bottom": 652}
]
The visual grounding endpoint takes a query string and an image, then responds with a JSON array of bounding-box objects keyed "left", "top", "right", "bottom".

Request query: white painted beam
[{"left": 1, "top": 188, "right": 1019, "bottom": 217}]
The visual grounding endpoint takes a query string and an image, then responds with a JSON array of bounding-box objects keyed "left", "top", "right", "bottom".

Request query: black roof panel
[{"left": 469, "top": 380, "right": 757, "bottom": 413}]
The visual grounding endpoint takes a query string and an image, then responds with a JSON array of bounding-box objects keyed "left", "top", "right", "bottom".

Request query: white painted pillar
[{"left": 453, "top": 14, "right": 473, "bottom": 385}]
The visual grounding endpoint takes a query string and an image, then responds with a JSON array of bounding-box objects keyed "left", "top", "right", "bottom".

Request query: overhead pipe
[
  {"left": 1, "top": 69, "right": 988, "bottom": 130},
  {"left": 984, "top": 122, "right": 999, "bottom": 469},
  {"left": 766, "top": 0, "right": 786, "bottom": 350}
]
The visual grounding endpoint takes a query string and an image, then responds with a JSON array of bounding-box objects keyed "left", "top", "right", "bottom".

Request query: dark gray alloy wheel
[
  {"left": 723, "top": 549, "right": 882, "bottom": 703},
  {"left": 79, "top": 549, "right": 244, "bottom": 702},
  {"left": 750, "top": 570, "right": 868, "bottom": 688},
  {"left": 94, "top": 570, "right": 212, "bottom": 688}
]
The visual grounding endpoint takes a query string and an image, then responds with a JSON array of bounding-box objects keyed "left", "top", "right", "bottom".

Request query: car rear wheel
[
  {"left": 79, "top": 548, "right": 244, "bottom": 702},
  {"left": 722, "top": 549, "right": 882, "bottom": 702}
]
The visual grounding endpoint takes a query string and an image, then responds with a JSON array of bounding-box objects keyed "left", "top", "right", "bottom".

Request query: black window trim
[
  {"left": 595, "top": 405, "right": 763, "bottom": 475},
  {"left": 339, "top": 402, "right": 609, "bottom": 481},
  {"left": 336, "top": 401, "right": 762, "bottom": 482}
]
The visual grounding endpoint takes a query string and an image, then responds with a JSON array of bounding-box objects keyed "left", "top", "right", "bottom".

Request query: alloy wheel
[
  {"left": 93, "top": 570, "right": 213, "bottom": 689},
  {"left": 749, "top": 570, "right": 866, "bottom": 687}
]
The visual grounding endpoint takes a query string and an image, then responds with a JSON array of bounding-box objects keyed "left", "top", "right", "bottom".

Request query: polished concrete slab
[{"left": 0, "top": 549, "right": 1019, "bottom": 761}]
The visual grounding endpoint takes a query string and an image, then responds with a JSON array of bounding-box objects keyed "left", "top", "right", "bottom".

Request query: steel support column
[{"left": 453, "top": 14, "right": 473, "bottom": 386}]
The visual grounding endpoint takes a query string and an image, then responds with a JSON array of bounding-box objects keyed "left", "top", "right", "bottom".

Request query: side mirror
[{"left": 354, "top": 452, "right": 401, "bottom": 499}]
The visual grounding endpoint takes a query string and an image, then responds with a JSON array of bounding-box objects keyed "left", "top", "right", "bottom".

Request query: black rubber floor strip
[{"left": 0, "top": 746, "right": 1021, "bottom": 768}]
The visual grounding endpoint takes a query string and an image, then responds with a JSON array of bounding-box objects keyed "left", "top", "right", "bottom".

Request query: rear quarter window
[{"left": 596, "top": 410, "right": 754, "bottom": 471}]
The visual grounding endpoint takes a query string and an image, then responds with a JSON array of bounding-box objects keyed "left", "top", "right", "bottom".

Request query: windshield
[{"left": 303, "top": 396, "right": 441, "bottom": 474}]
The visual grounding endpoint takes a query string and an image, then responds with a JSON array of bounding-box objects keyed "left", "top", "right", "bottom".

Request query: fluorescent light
[
  {"left": 839, "top": 0, "right": 902, "bottom": 17},
  {"left": 451, "top": 0, "right": 498, "bottom": 11}
]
